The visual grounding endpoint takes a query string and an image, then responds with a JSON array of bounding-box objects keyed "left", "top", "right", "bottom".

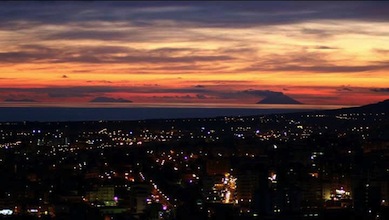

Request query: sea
[{"left": 0, "top": 102, "right": 351, "bottom": 122}]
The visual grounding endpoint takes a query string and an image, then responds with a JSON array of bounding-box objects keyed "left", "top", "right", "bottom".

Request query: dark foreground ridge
[{"left": 326, "top": 99, "right": 389, "bottom": 114}]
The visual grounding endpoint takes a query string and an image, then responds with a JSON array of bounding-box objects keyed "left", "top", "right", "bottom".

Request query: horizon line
[{"left": 0, "top": 102, "right": 355, "bottom": 110}]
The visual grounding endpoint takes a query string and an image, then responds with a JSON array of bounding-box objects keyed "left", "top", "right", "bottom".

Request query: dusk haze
[{"left": 0, "top": 1, "right": 388, "bottom": 109}]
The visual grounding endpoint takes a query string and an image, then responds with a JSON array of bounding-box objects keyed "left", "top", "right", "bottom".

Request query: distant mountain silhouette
[
  {"left": 90, "top": 97, "right": 132, "bottom": 103},
  {"left": 326, "top": 99, "right": 389, "bottom": 114},
  {"left": 257, "top": 94, "right": 302, "bottom": 104},
  {"left": 4, "top": 99, "right": 37, "bottom": 102}
]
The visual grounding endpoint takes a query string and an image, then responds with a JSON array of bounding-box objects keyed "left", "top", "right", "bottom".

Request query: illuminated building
[
  {"left": 212, "top": 173, "right": 237, "bottom": 204},
  {"left": 86, "top": 186, "right": 118, "bottom": 207}
]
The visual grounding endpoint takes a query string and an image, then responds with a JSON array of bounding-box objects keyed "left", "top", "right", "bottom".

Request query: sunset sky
[{"left": 0, "top": 1, "right": 388, "bottom": 106}]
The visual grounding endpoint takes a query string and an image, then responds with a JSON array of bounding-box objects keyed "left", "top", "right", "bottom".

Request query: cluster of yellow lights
[{"left": 213, "top": 173, "right": 237, "bottom": 204}]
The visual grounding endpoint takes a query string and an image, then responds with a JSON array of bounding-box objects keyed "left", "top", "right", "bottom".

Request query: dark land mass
[
  {"left": 90, "top": 97, "right": 133, "bottom": 103},
  {"left": 257, "top": 94, "right": 302, "bottom": 104}
]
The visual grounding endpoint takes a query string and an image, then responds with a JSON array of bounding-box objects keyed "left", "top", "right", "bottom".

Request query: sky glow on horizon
[{"left": 0, "top": 1, "right": 388, "bottom": 106}]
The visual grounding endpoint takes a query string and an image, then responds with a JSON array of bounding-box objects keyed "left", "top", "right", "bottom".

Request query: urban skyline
[{"left": 0, "top": 100, "right": 387, "bottom": 219}]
